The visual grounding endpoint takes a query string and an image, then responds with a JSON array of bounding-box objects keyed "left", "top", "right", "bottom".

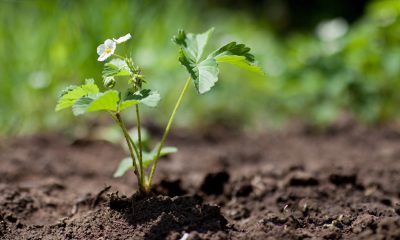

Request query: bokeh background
[{"left": 1, "top": 0, "right": 400, "bottom": 135}]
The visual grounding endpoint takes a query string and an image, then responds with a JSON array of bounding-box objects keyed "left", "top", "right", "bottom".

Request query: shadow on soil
[{"left": 109, "top": 193, "right": 228, "bottom": 240}]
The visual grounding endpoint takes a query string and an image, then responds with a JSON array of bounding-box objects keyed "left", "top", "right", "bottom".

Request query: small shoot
[{"left": 56, "top": 29, "right": 263, "bottom": 194}]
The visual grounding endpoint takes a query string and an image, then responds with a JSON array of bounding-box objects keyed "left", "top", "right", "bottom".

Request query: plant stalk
[
  {"left": 112, "top": 53, "right": 125, "bottom": 60},
  {"left": 114, "top": 113, "right": 145, "bottom": 193},
  {"left": 135, "top": 105, "right": 145, "bottom": 188},
  {"left": 114, "top": 113, "right": 140, "bottom": 162},
  {"left": 147, "top": 77, "right": 191, "bottom": 189}
]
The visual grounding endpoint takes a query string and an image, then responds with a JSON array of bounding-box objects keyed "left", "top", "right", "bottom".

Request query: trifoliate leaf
[
  {"left": 173, "top": 29, "right": 264, "bottom": 94},
  {"left": 174, "top": 29, "right": 219, "bottom": 94},
  {"left": 173, "top": 28, "right": 214, "bottom": 62},
  {"left": 178, "top": 49, "right": 219, "bottom": 94},
  {"left": 72, "top": 90, "right": 119, "bottom": 116},
  {"left": 208, "top": 42, "right": 264, "bottom": 75},
  {"left": 124, "top": 89, "right": 160, "bottom": 108},
  {"left": 55, "top": 79, "right": 99, "bottom": 111},
  {"left": 178, "top": 55, "right": 219, "bottom": 94}
]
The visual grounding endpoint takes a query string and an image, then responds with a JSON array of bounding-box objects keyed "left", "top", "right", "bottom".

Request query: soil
[{"left": 1, "top": 125, "right": 400, "bottom": 239}]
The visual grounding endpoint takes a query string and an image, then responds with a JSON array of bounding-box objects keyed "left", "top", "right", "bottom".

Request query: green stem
[
  {"left": 112, "top": 53, "right": 125, "bottom": 60},
  {"left": 117, "top": 115, "right": 140, "bottom": 162},
  {"left": 135, "top": 105, "right": 144, "bottom": 187},
  {"left": 147, "top": 77, "right": 191, "bottom": 189},
  {"left": 114, "top": 113, "right": 145, "bottom": 192}
]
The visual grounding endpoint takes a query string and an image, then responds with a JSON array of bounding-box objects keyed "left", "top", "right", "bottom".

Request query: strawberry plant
[{"left": 56, "top": 29, "right": 263, "bottom": 194}]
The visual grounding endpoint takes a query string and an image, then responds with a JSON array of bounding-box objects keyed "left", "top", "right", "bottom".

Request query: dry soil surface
[{"left": 1, "top": 126, "right": 400, "bottom": 239}]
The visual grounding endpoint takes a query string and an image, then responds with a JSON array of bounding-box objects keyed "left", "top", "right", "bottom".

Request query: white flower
[
  {"left": 97, "top": 39, "right": 116, "bottom": 62},
  {"left": 96, "top": 33, "right": 132, "bottom": 62},
  {"left": 113, "top": 33, "right": 132, "bottom": 44}
]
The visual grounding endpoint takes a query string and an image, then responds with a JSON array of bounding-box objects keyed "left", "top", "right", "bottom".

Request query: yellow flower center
[{"left": 105, "top": 47, "right": 113, "bottom": 54}]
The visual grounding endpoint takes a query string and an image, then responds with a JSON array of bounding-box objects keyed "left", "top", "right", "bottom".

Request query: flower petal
[
  {"left": 98, "top": 52, "right": 113, "bottom": 62},
  {"left": 104, "top": 39, "right": 116, "bottom": 50},
  {"left": 114, "top": 33, "right": 132, "bottom": 44},
  {"left": 97, "top": 44, "right": 105, "bottom": 55}
]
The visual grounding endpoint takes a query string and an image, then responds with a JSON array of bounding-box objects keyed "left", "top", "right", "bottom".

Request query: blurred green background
[{"left": 1, "top": 0, "right": 400, "bottom": 136}]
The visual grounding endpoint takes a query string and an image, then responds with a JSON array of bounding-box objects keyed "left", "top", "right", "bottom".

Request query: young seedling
[{"left": 56, "top": 29, "right": 263, "bottom": 194}]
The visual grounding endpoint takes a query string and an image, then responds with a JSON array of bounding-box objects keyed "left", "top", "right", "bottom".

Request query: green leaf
[
  {"left": 124, "top": 89, "right": 160, "bottom": 108},
  {"left": 141, "top": 146, "right": 178, "bottom": 167},
  {"left": 173, "top": 29, "right": 218, "bottom": 94},
  {"left": 177, "top": 49, "right": 197, "bottom": 79},
  {"left": 87, "top": 90, "right": 119, "bottom": 112},
  {"left": 72, "top": 90, "right": 119, "bottom": 116},
  {"left": 173, "top": 29, "right": 264, "bottom": 95},
  {"left": 195, "top": 58, "right": 219, "bottom": 94},
  {"left": 55, "top": 79, "right": 99, "bottom": 111},
  {"left": 178, "top": 50, "right": 219, "bottom": 94},
  {"left": 173, "top": 28, "right": 214, "bottom": 62},
  {"left": 128, "top": 127, "right": 150, "bottom": 146},
  {"left": 58, "top": 85, "right": 78, "bottom": 98},
  {"left": 81, "top": 79, "right": 99, "bottom": 92},
  {"left": 143, "top": 145, "right": 178, "bottom": 167},
  {"left": 113, "top": 146, "right": 177, "bottom": 178},
  {"left": 113, "top": 157, "right": 133, "bottom": 177},
  {"left": 140, "top": 91, "right": 160, "bottom": 107},
  {"left": 102, "top": 59, "right": 131, "bottom": 78},
  {"left": 140, "top": 153, "right": 157, "bottom": 168},
  {"left": 158, "top": 146, "right": 178, "bottom": 156},
  {"left": 209, "top": 42, "right": 264, "bottom": 75},
  {"left": 119, "top": 99, "right": 140, "bottom": 111},
  {"left": 72, "top": 95, "right": 96, "bottom": 116}
]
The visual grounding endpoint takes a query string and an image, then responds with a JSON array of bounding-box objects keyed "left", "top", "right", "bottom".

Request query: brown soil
[{"left": 1, "top": 126, "right": 400, "bottom": 239}]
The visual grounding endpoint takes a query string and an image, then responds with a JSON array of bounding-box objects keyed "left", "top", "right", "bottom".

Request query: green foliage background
[{"left": 1, "top": 0, "right": 399, "bottom": 135}]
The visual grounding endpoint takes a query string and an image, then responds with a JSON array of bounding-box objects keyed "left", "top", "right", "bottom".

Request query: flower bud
[{"left": 103, "top": 76, "right": 116, "bottom": 88}]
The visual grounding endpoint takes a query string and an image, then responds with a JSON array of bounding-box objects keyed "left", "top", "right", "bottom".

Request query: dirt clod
[
  {"left": 200, "top": 171, "right": 230, "bottom": 195},
  {"left": 395, "top": 203, "right": 400, "bottom": 216},
  {"left": 287, "top": 172, "right": 319, "bottom": 187},
  {"left": 329, "top": 173, "right": 357, "bottom": 186},
  {"left": 157, "top": 179, "right": 187, "bottom": 197}
]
